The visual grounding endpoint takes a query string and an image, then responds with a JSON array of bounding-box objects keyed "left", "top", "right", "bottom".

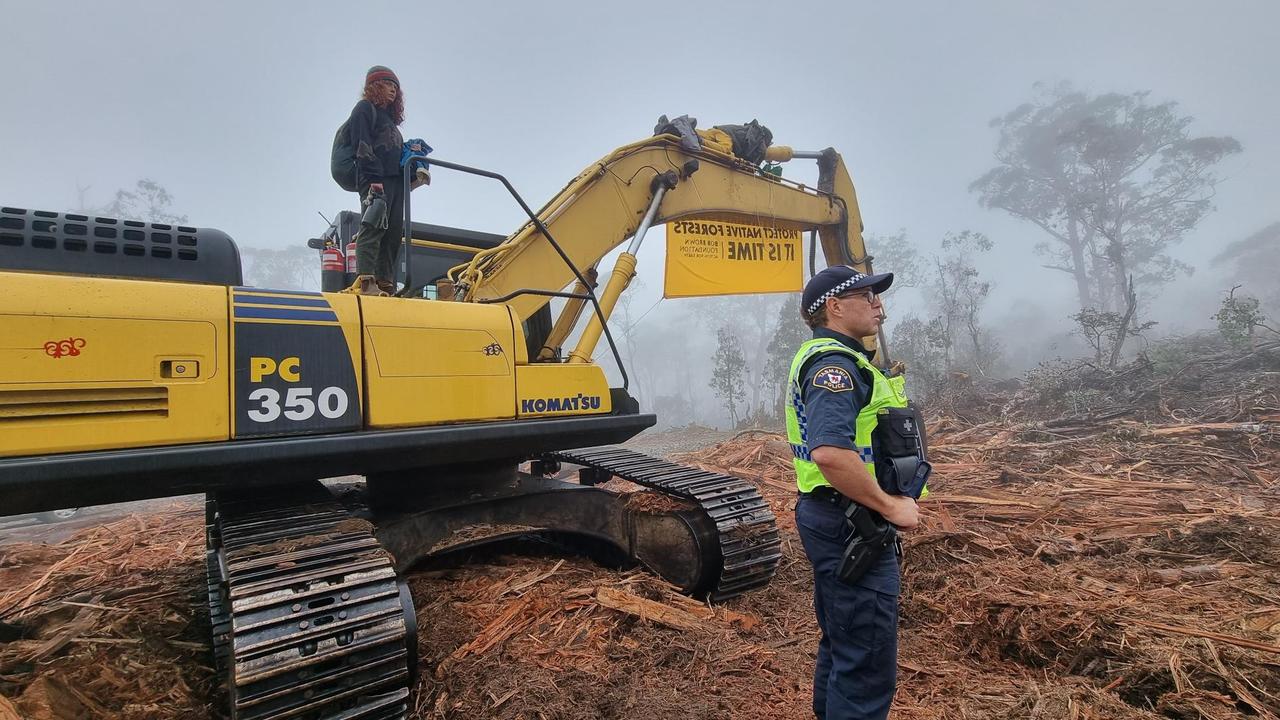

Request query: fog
[{"left": 3, "top": 1, "right": 1277, "bottom": 428}]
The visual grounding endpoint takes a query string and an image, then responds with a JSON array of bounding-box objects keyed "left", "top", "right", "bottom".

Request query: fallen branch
[
  {"left": 924, "top": 495, "right": 1048, "bottom": 509},
  {"left": 1128, "top": 619, "right": 1280, "bottom": 654},
  {"left": 1148, "top": 422, "right": 1272, "bottom": 437},
  {"left": 594, "top": 587, "right": 707, "bottom": 633}
]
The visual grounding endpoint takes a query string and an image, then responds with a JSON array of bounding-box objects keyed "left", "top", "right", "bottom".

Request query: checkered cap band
[{"left": 805, "top": 272, "right": 869, "bottom": 315}]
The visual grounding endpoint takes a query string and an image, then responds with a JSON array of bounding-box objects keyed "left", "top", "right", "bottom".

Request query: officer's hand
[
  {"left": 369, "top": 182, "right": 384, "bottom": 196},
  {"left": 883, "top": 495, "right": 920, "bottom": 530}
]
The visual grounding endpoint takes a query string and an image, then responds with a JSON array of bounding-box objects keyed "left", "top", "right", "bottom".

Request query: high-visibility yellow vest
[{"left": 785, "top": 338, "right": 910, "bottom": 494}]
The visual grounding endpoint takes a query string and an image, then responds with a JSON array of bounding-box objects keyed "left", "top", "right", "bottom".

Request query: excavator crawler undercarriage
[
  {"left": 207, "top": 484, "right": 415, "bottom": 720},
  {"left": 203, "top": 447, "right": 781, "bottom": 719}
]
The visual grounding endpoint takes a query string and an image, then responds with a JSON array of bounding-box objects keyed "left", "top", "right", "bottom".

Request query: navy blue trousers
[{"left": 795, "top": 494, "right": 899, "bottom": 720}]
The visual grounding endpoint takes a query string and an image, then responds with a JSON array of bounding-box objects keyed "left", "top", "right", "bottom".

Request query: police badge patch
[{"left": 813, "top": 365, "right": 854, "bottom": 392}]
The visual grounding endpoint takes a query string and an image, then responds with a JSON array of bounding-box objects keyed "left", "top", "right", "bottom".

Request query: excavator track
[
  {"left": 549, "top": 446, "right": 782, "bottom": 601},
  {"left": 206, "top": 484, "right": 416, "bottom": 720}
]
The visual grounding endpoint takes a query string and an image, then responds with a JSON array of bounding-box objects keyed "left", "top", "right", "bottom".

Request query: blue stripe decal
[
  {"left": 234, "top": 294, "right": 332, "bottom": 308},
  {"left": 234, "top": 306, "right": 339, "bottom": 322},
  {"left": 232, "top": 287, "right": 322, "bottom": 297}
]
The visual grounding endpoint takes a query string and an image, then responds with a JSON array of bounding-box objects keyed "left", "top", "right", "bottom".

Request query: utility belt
[
  {"left": 804, "top": 406, "right": 933, "bottom": 585},
  {"left": 804, "top": 486, "right": 900, "bottom": 585}
]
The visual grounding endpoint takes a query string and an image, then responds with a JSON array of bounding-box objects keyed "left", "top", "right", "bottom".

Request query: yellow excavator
[{"left": 0, "top": 122, "right": 878, "bottom": 719}]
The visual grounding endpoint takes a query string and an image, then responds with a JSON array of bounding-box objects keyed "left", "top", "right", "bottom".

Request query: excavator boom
[{"left": 450, "top": 135, "right": 870, "bottom": 321}]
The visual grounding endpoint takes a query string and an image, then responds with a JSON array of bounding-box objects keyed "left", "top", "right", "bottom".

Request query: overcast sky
[{"left": 2, "top": 1, "right": 1276, "bottom": 337}]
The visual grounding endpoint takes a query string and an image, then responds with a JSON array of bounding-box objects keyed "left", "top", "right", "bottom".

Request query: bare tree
[
  {"left": 763, "top": 294, "right": 807, "bottom": 420},
  {"left": 99, "top": 179, "right": 189, "bottom": 225},
  {"left": 611, "top": 278, "right": 651, "bottom": 405},
  {"left": 708, "top": 325, "right": 747, "bottom": 428},
  {"left": 928, "top": 231, "right": 996, "bottom": 375},
  {"left": 865, "top": 230, "right": 922, "bottom": 300},
  {"left": 240, "top": 246, "right": 320, "bottom": 291},
  {"left": 889, "top": 313, "right": 948, "bottom": 400},
  {"left": 689, "top": 294, "right": 779, "bottom": 418},
  {"left": 1070, "top": 277, "right": 1156, "bottom": 368}
]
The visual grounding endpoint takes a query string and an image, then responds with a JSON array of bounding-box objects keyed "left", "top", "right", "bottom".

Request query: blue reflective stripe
[
  {"left": 790, "top": 443, "right": 811, "bottom": 461},
  {"left": 858, "top": 446, "right": 875, "bottom": 463},
  {"left": 233, "top": 294, "right": 332, "bottom": 308},
  {"left": 233, "top": 306, "right": 339, "bottom": 322},
  {"left": 792, "top": 383, "right": 810, "bottom": 445}
]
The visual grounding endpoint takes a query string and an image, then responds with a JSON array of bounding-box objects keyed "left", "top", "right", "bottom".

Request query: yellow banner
[{"left": 663, "top": 220, "right": 803, "bottom": 298}]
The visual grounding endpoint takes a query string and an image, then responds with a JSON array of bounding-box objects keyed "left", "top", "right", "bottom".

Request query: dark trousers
[
  {"left": 354, "top": 178, "right": 404, "bottom": 282},
  {"left": 795, "top": 493, "right": 899, "bottom": 720}
]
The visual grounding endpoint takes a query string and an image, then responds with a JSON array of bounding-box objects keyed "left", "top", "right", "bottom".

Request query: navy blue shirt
[{"left": 800, "top": 327, "right": 874, "bottom": 455}]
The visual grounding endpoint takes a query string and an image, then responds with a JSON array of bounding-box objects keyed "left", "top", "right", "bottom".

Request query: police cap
[{"left": 802, "top": 266, "right": 894, "bottom": 316}]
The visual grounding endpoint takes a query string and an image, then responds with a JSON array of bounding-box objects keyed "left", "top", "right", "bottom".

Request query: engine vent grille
[
  {"left": 0, "top": 387, "right": 169, "bottom": 424},
  {"left": 0, "top": 206, "right": 242, "bottom": 285}
]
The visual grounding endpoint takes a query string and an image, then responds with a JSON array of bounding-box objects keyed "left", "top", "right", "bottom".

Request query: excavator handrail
[
  {"left": 400, "top": 155, "right": 631, "bottom": 388},
  {"left": 476, "top": 288, "right": 593, "bottom": 305}
]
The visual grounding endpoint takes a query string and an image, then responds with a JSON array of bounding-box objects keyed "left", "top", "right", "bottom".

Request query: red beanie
[{"left": 366, "top": 65, "right": 399, "bottom": 88}]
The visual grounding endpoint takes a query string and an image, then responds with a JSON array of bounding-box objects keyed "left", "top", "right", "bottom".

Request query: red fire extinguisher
[
  {"left": 345, "top": 240, "right": 358, "bottom": 286},
  {"left": 320, "top": 246, "right": 345, "bottom": 292}
]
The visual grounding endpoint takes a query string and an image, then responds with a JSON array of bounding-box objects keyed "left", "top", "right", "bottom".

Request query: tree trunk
[
  {"left": 967, "top": 311, "right": 987, "bottom": 376},
  {"left": 1108, "top": 275, "right": 1138, "bottom": 369},
  {"left": 1068, "top": 214, "right": 1093, "bottom": 310},
  {"left": 746, "top": 301, "right": 772, "bottom": 418},
  {"left": 1106, "top": 230, "right": 1130, "bottom": 315}
]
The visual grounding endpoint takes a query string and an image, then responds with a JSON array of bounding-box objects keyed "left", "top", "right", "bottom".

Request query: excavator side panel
[
  {"left": 0, "top": 271, "right": 228, "bottom": 456},
  {"left": 515, "top": 363, "right": 612, "bottom": 418},
  {"left": 229, "top": 289, "right": 364, "bottom": 438},
  {"left": 360, "top": 296, "right": 517, "bottom": 427}
]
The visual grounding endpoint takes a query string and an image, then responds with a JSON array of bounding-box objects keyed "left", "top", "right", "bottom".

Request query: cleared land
[{"left": 1, "top": 344, "right": 1277, "bottom": 719}]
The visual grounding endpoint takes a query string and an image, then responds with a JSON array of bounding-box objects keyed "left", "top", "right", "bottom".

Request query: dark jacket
[{"left": 348, "top": 99, "right": 404, "bottom": 188}]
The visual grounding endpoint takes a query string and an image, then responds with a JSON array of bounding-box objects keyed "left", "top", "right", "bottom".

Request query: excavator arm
[{"left": 448, "top": 134, "right": 871, "bottom": 322}]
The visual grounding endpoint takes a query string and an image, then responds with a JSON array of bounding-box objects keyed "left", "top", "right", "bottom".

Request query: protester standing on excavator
[
  {"left": 786, "top": 266, "right": 922, "bottom": 720},
  {"left": 343, "top": 65, "right": 407, "bottom": 296}
]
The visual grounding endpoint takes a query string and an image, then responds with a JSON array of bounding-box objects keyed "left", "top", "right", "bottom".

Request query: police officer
[{"left": 787, "top": 265, "right": 921, "bottom": 720}]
